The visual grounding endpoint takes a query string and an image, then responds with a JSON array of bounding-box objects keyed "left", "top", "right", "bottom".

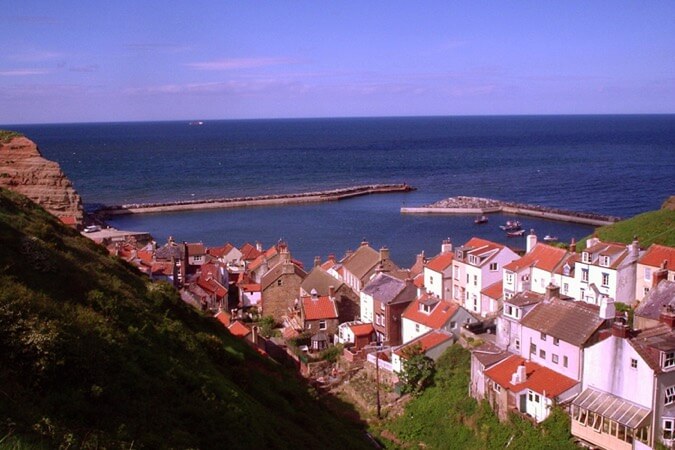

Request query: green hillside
[
  {"left": 582, "top": 202, "right": 675, "bottom": 248},
  {"left": 0, "top": 188, "right": 370, "bottom": 449}
]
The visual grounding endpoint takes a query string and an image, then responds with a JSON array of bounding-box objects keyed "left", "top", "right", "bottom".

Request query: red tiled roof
[
  {"left": 240, "top": 243, "right": 262, "bottom": 261},
  {"left": 426, "top": 252, "right": 454, "bottom": 272},
  {"left": 207, "top": 243, "right": 235, "bottom": 258},
  {"left": 639, "top": 244, "right": 675, "bottom": 269},
  {"left": 504, "top": 243, "right": 567, "bottom": 273},
  {"left": 349, "top": 322, "right": 375, "bottom": 337},
  {"left": 60, "top": 216, "right": 78, "bottom": 225},
  {"left": 186, "top": 242, "right": 205, "bottom": 256},
  {"left": 485, "top": 355, "right": 578, "bottom": 397},
  {"left": 402, "top": 294, "right": 459, "bottom": 329},
  {"left": 465, "top": 237, "right": 504, "bottom": 251},
  {"left": 413, "top": 273, "right": 425, "bottom": 288},
  {"left": 481, "top": 280, "right": 503, "bottom": 299},
  {"left": 137, "top": 249, "right": 153, "bottom": 265},
  {"left": 394, "top": 330, "right": 452, "bottom": 356},
  {"left": 197, "top": 274, "right": 228, "bottom": 298},
  {"left": 301, "top": 295, "right": 338, "bottom": 321},
  {"left": 151, "top": 262, "right": 173, "bottom": 276},
  {"left": 228, "top": 321, "right": 251, "bottom": 337},
  {"left": 240, "top": 283, "right": 261, "bottom": 292},
  {"left": 214, "top": 310, "right": 231, "bottom": 327}
]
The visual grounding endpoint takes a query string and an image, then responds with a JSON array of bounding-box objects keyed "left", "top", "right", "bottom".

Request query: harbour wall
[
  {"left": 400, "top": 196, "right": 620, "bottom": 227},
  {"left": 99, "top": 184, "right": 414, "bottom": 215}
]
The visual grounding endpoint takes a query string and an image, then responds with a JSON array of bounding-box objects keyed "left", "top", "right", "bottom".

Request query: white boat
[
  {"left": 543, "top": 235, "right": 558, "bottom": 242},
  {"left": 499, "top": 220, "right": 522, "bottom": 231}
]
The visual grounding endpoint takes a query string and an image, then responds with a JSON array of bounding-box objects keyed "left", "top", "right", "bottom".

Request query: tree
[{"left": 399, "top": 343, "right": 435, "bottom": 396}]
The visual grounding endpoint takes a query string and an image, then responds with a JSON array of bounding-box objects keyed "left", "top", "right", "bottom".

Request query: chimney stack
[
  {"left": 360, "top": 239, "right": 369, "bottom": 247},
  {"left": 599, "top": 295, "right": 616, "bottom": 320},
  {"left": 256, "top": 241, "right": 263, "bottom": 252},
  {"left": 652, "top": 261, "right": 669, "bottom": 287},
  {"left": 510, "top": 362, "right": 527, "bottom": 385},
  {"left": 611, "top": 321, "right": 629, "bottom": 339},
  {"left": 569, "top": 237, "right": 576, "bottom": 253},
  {"left": 660, "top": 305, "right": 675, "bottom": 329},
  {"left": 545, "top": 283, "right": 560, "bottom": 301},
  {"left": 314, "top": 256, "right": 321, "bottom": 267},
  {"left": 328, "top": 285, "right": 335, "bottom": 299},
  {"left": 526, "top": 229, "right": 537, "bottom": 254},
  {"left": 379, "top": 246, "right": 390, "bottom": 263},
  {"left": 441, "top": 238, "right": 453, "bottom": 254}
]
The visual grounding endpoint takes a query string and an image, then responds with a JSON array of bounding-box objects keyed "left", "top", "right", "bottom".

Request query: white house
[
  {"left": 502, "top": 240, "right": 569, "bottom": 299},
  {"left": 452, "top": 237, "right": 519, "bottom": 316},
  {"left": 423, "top": 239, "right": 454, "bottom": 300},
  {"left": 400, "top": 292, "right": 478, "bottom": 344},
  {"left": 635, "top": 244, "right": 675, "bottom": 302}
]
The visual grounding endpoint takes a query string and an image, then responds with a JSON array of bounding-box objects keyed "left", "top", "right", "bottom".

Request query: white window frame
[
  {"left": 664, "top": 418, "right": 675, "bottom": 440},
  {"left": 666, "top": 352, "right": 675, "bottom": 369},
  {"left": 582, "top": 252, "right": 591, "bottom": 263},
  {"left": 319, "top": 320, "right": 327, "bottom": 330},
  {"left": 666, "top": 386, "right": 675, "bottom": 405},
  {"left": 489, "top": 262, "right": 498, "bottom": 272},
  {"left": 602, "top": 272, "right": 610, "bottom": 287}
]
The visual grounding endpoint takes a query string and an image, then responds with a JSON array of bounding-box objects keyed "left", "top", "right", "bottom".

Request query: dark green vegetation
[
  {"left": 0, "top": 188, "right": 370, "bottom": 449},
  {"left": 0, "top": 130, "right": 23, "bottom": 143},
  {"left": 381, "top": 345, "right": 577, "bottom": 449},
  {"left": 581, "top": 202, "right": 675, "bottom": 248},
  {"left": 398, "top": 344, "right": 435, "bottom": 397}
]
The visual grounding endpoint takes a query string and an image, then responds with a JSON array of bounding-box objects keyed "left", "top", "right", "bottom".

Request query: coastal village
[
  {"left": 3, "top": 132, "right": 675, "bottom": 449},
  {"left": 90, "top": 216, "right": 675, "bottom": 450}
]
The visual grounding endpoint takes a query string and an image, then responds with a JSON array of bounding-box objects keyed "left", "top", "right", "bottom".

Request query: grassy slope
[
  {"left": 380, "top": 346, "right": 577, "bottom": 450},
  {"left": 0, "top": 188, "right": 370, "bottom": 449},
  {"left": 582, "top": 207, "right": 675, "bottom": 248}
]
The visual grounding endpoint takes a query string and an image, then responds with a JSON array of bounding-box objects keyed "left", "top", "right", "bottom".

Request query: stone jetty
[
  {"left": 99, "top": 183, "right": 415, "bottom": 215},
  {"left": 400, "top": 196, "right": 621, "bottom": 226}
]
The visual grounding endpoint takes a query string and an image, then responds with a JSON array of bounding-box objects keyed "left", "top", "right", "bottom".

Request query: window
[
  {"left": 429, "top": 276, "right": 433, "bottom": 285},
  {"left": 415, "top": 323, "right": 420, "bottom": 333},
  {"left": 473, "top": 275, "right": 478, "bottom": 286},
  {"left": 664, "top": 419, "right": 675, "bottom": 440},
  {"left": 553, "top": 337, "right": 560, "bottom": 346},
  {"left": 319, "top": 320, "right": 326, "bottom": 330},
  {"left": 493, "top": 383, "right": 501, "bottom": 393},
  {"left": 630, "top": 358, "right": 638, "bottom": 369},
  {"left": 666, "top": 352, "right": 675, "bottom": 369},
  {"left": 450, "top": 321, "right": 456, "bottom": 329},
  {"left": 530, "top": 343, "right": 537, "bottom": 354},
  {"left": 581, "top": 269, "right": 589, "bottom": 282},
  {"left": 489, "top": 262, "right": 498, "bottom": 271},
  {"left": 466, "top": 273, "right": 470, "bottom": 283},
  {"left": 539, "top": 349, "right": 546, "bottom": 359},
  {"left": 666, "top": 386, "right": 675, "bottom": 405},
  {"left": 582, "top": 252, "right": 591, "bottom": 263},
  {"left": 381, "top": 302, "right": 385, "bottom": 311},
  {"left": 277, "top": 279, "right": 282, "bottom": 286},
  {"left": 506, "top": 272, "right": 514, "bottom": 284},
  {"left": 600, "top": 255, "right": 610, "bottom": 267},
  {"left": 552, "top": 354, "right": 559, "bottom": 364},
  {"left": 515, "top": 339, "right": 520, "bottom": 351},
  {"left": 602, "top": 273, "right": 610, "bottom": 287},
  {"left": 422, "top": 304, "right": 431, "bottom": 313},
  {"left": 454, "top": 265, "right": 460, "bottom": 280},
  {"left": 644, "top": 267, "right": 652, "bottom": 281},
  {"left": 563, "top": 283, "right": 569, "bottom": 294},
  {"left": 540, "top": 332, "right": 547, "bottom": 341},
  {"left": 563, "top": 356, "right": 568, "bottom": 368}
]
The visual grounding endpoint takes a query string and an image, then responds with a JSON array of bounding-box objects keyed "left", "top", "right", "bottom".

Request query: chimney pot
[
  {"left": 545, "top": 283, "right": 560, "bottom": 301},
  {"left": 314, "top": 256, "right": 321, "bottom": 267},
  {"left": 328, "top": 285, "right": 335, "bottom": 298}
]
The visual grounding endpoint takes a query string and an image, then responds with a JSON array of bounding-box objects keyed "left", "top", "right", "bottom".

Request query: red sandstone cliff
[{"left": 0, "top": 135, "right": 84, "bottom": 226}]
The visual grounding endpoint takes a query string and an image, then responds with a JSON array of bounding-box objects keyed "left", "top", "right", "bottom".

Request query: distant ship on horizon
[{"left": 189, "top": 121, "right": 204, "bottom": 126}]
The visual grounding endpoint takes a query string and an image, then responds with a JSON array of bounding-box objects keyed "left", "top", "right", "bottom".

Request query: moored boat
[
  {"left": 506, "top": 229, "right": 526, "bottom": 237},
  {"left": 499, "top": 220, "right": 522, "bottom": 231},
  {"left": 543, "top": 235, "right": 558, "bottom": 242},
  {"left": 474, "top": 215, "right": 488, "bottom": 224}
]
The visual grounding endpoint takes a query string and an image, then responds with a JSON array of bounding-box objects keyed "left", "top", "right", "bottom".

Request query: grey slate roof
[
  {"left": 472, "top": 342, "right": 511, "bottom": 368},
  {"left": 362, "top": 272, "right": 409, "bottom": 304},
  {"left": 635, "top": 280, "right": 675, "bottom": 321},
  {"left": 506, "top": 291, "right": 543, "bottom": 307},
  {"left": 519, "top": 298, "right": 604, "bottom": 347}
]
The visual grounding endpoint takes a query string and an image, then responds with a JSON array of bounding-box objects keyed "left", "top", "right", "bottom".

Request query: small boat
[
  {"left": 189, "top": 121, "right": 204, "bottom": 126},
  {"left": 506, "top": 229, "right": 526, "bottom": 237},
  {"left": 474, "top": 215, "right": 488, "bottom": 224},
  {"left": 499, "top": 220, "right": 522, "bottom": 231},
  {"left": 543, "top": 235, "right": 558, "bottom": 242}
]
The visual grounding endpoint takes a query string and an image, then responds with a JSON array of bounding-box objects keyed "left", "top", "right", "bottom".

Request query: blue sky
[{"left": 1, "top": 1, "right": 674, "bottom": 124}]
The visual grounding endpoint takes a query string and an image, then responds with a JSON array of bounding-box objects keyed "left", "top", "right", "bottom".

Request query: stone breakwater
[
  {"left": 99, "top": 184, "right": 415, "bottom": 215},
  {"left": 400, "top": 196, "right": 621, "bottom": 226}
]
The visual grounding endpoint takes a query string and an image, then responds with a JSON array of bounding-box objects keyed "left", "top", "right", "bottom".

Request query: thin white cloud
[
  {"left": 0, "top": 69, "right": 51, "bottom": 76},
  {"left": 185, "top": 57, "right": 299, "bottom": 71}
]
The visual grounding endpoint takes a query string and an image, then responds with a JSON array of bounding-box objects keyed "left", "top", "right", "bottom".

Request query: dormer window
[
  {"left": 469, "top": 255, "right": 479, "bottom": 265},
  {"left": 420, "top": 303, "right": 432, "bottom": 314},
  {"left": 665, "top": 352, "right": 675, "bottom": 369},
  {"left": 600, "top": 255, "right": 611, "bottom": 267},
  {"left": 582, "top": 252, "right": 591, "bottom": 263},
  {"left": 563, "top": 264, "right": 571, "bottom": 276},
  {"left": 456, "top": 249, "right": 464, "bottom": 260}
]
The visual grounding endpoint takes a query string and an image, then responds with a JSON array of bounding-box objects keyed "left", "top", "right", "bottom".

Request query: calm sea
[{"left": 6, "top": 115, "right": 675, "bottom": 267}]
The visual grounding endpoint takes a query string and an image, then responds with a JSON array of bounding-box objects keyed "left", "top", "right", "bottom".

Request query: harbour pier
[
  {"left": 98, "top": 183, "right": 415, "bottom": 215},
  {"left": 400, "top": 196, "right": 621, "bottom": 226}
]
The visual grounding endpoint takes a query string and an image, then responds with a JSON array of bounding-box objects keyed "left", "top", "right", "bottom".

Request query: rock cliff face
[{"left": 0, "top": 135, "right": 83, "bottom": 226}]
